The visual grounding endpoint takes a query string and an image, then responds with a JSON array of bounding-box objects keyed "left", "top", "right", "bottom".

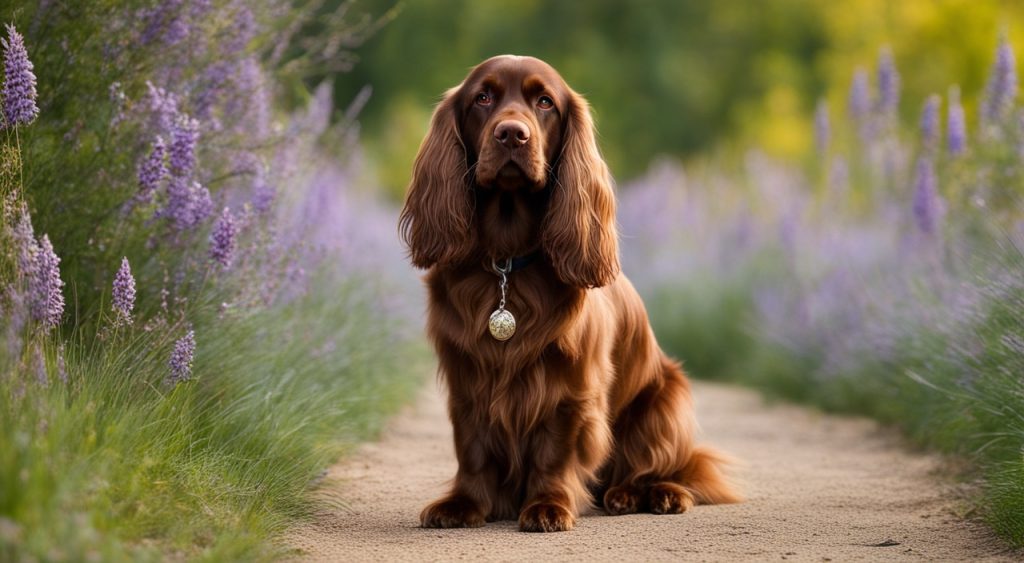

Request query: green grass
[{"left": 0, "top": 278, "right": 427, "bottom": 560}]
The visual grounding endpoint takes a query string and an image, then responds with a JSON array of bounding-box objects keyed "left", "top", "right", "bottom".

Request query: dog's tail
[{"left": 681, "top": 446, "right": 743, "bottom": 505}]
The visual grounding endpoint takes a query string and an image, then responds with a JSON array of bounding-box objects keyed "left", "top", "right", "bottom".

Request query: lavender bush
[
  {"left": 620, "top": 38, "right": 1024, "bottom": 544},
  {"left": 0, "top": 4, "right": 421, "bottom": 559},
  {"left": 112, "top": 257, "right": 135, "bottom": 326},
  {"left": 1, "top": 23, "right": 37, "bottom": 127}
]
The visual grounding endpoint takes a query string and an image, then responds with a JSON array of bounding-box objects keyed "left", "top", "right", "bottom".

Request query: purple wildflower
[
  {"left": 227, "top": 57, "right": 271, "bottom": 137},
  {"left": 145, "top": 81, "right": 179, "bottom": 133},
  {"left": 911, "top": 157, "right": 942, "bottom": 235},
  {"left": 140, "top": 0, "right": 184, "bottom": 45},
  {"left": 112, "top": 257, "right": 136, "bottom": 326},
  {"left": 225, "top": 2, "right": 257, "bottom": 55},
  {"left": 193, "top": 61, "right": 232, "bottom": 124},
  {"left": 981, "top": 34, "right": 1018, "bottom": 124},
  {"left": 169, "top": 115, "right": 199, "bottom": 177},
  {"left": 876, "top": 47, "right": 900, "bottom": 116},
  {"left": 947, "top": 86, "right": 967, "bottom": 156},
  {"left": 920, "top": 94, "right": 940, "bottom": 151},
  {"left": 814, "top": 99, "right": 829, "bottom": 155},
  {"left": 849, "top": 68, "right": 871, "bottom": 139},
  {"left": 167, "top": 329, "right": 195, "bottom": 384},
  {"left": 12, "top": 203, "right": 36, "bottom": 274},
  {"left": 252, "top": 180, "right": 275, "bottom": 215},
  {"left": 164, "top": 16, "right": 189, "bottom": 46},
  {"left": 209, "top": 207, "right": 237, "bottom": 267},
  {"left": 30, "top": 234, "right": 64, "bottom": 329},
  {"left": 136, "top": 136, "right": 168, "bottom": 205},
  {"left": 1, "top": 24, "right": 38, "bottom": 127},
  {"left": 160, "top": 176, "right": 212, "bottom": 231}
]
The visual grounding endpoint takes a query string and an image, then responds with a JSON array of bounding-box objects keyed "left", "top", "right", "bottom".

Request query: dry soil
[{"left": 285, "top": 380, "right": 1017, "bottom": 562}]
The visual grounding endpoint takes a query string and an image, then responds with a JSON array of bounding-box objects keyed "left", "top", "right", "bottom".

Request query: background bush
[
  {"left": 0, "top": 1, "right": 425, "bottom": 559},
  {"left": 617, "top": 35, "right": 1024, "bottom": 544}
]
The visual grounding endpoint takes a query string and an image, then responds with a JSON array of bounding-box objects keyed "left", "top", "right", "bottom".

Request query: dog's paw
[
  {"left": 420, "top": 495, "right": 486, "bottom": 528},
  {"left": 647, "top": 482, "right": 695, "bottom": 515},
  {"left": 603, "top": 485, "right": 642, "bottom": 515},
  {"left": 518, "top": 502, "right": 575, "bottom": 532}
]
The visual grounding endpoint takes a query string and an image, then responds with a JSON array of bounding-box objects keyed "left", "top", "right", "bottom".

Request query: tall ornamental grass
[
  {"left": 0, "top": 2, "right": 423, "bottom": 559},
  {"left": 619, "top": 34, "right": 1024, "bottom": 544}
]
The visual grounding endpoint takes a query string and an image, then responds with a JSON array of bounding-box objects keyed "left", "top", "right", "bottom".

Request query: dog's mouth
[{"left": 476, "top": 154, "right": 546, "bottom": 192}]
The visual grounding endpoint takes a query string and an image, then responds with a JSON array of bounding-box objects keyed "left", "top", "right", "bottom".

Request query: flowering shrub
[
  {"left": 620, "top": 35, "right": 1024, "bottom": 544},
  {"left": 0, "top": 3, "right": 420, "bottom": 559}
]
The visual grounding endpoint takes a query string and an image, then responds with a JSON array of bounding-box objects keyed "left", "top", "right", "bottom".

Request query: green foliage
[
  {"left": 328, "top": 0, "right": 1024, "bottom": 196},
  {"left": 0, "top": 1, "right": 426, "bottom": 559},
  {"left": 0, "top": 278, "right": 426, "bottom": 560}
]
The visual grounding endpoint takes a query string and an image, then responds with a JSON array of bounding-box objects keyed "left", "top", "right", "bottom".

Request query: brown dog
[{"left": 399, "top": 55, "right": 739, "bottom": 533}]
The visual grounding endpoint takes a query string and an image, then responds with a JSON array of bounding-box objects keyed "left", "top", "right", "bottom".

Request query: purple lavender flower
[
  {"left": 12, "top": 203, "right": 37, "bottom": 274},
  {"left": 136, "top": 136, "right": 167, "bottom": 205},
  {"left": 920, "top": 94, "right": 940, "bottom": 151},
  {"left": 164, "top": 16, "right": 189, "bottom": 46},
  {"left": 981, "top": 34, "right": 1018, "bottom": 124},
  {"left": 876, "top": 47, "right": 900, "bottom": 116},
  {"left": 911, "top": 157, "right": 942, "bottom": 235},
  {"left": 225, "top": 2, "right": 257, "bottom": 55},
  {"left": 209, "top": 207, "right": 237, "bottom": 267},
  {"left": 947, "top": 86, "right": 967, "bottom": 156},
  {"left": 160, "top": 176, "right": 213, "bottom": 231},
  {"left": 112, "top": 257, "right": 136, "bottom": 326},
  {"left": 167, "top": 329, "right": 195, "bottom": 384},
  {"left": 227, "top": 56, "right": 271, "bottom": 137},
  {"left": 814, "top": 99, "right": 829, "bottom": 155},
  {"left": 1, "top": 24, "right": 39, "bottom": 127},
  {"left": 169, "top": 115, "right": 199, "bottom": 177},
  {"left": 140, "top": 0, "right": 184, "bottom": 45},
  {"left": 252, "top": 180, "right": 275, "bottom": 215},
  {"left": 849, "top": 68, "right": 871, "bottom": 139},
  {"left": 30, "top": 234, "right": 64, "bottom": 329},
  {"left": 145, "top": 81, "right": 179, "bottom": 133},
  {"left": 193, "top": 61, "right": 232, "bottom": 124}
]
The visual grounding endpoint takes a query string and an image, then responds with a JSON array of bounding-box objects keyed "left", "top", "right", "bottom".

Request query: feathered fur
[{"left": 400, "top": 55, "right": 740, "bottom": 533}]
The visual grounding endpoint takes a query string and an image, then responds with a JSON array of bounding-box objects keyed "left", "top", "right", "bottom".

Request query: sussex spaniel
[{"left": 399, "top": 55, "right": 740, "bottom": 533}]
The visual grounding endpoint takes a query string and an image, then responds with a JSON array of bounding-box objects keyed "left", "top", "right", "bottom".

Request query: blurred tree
[{"left": 317, "top": 0, "right": 1024, "bottom": 196}]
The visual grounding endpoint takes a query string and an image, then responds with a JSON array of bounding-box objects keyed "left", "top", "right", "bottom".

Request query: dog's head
[{"left": 399, "top": 55, "right": 619, "bottom": 288}]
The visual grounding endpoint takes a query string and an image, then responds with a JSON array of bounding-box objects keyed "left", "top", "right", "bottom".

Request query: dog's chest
[{"left": 428, "top": 266, "right": 582, "bottom": 358}]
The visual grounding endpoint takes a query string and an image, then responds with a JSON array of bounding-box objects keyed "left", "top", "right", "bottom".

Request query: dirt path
[{"left": 286, "top": 381, "right": 1015, "bottom": 562}]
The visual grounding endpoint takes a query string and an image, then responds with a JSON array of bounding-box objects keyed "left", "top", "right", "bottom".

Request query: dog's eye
[
  {"left": 475, "top": 92, "right": 492, "bottom": 106},
  {"left": 537, "top": 95, "right": 554, "bottom": 110}
]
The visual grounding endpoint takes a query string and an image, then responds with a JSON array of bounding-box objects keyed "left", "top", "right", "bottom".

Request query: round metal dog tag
[{"left": 488, "top": 308, "right": 516, "bottom": 341}]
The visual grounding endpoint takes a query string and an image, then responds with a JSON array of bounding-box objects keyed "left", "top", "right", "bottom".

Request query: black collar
[
  {"left": 489, "top": 250, "right": 542, "bottom": 274},
  {"left": 508, "top": 250, "right": 542, "bottom": 272}
]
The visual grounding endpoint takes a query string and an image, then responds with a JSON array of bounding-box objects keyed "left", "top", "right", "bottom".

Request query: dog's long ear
[
  {"left": 542, "top": 91, "right": 620, "bottom": 288},
  {"left": 399, "top": 87, "right": 474, "bottom": 268}
]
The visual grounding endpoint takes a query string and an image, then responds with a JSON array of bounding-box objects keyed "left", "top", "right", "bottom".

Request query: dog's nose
[{"left": 494, "top": 120, "right": 530, "bottom": 147}]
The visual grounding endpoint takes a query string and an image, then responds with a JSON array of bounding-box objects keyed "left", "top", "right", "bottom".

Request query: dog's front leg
[{"left": 518, "top": 395, "right": 610, "bottom": 533}]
